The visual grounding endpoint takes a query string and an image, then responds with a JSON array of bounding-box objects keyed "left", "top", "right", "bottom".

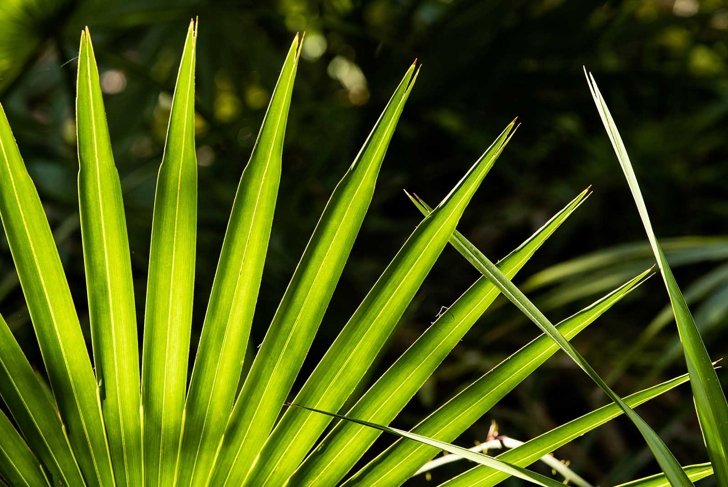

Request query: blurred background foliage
[{"left": 1, "top": 0, "right": 727, "bottom": 484}]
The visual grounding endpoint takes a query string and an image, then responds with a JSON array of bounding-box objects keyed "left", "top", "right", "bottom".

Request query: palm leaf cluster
[{"left": 0, "top": 21, "right": 724, "bottom": 486}]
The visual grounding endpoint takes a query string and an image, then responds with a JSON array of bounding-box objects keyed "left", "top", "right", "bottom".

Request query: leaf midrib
[
  {"left": 155, "top": 41, "right": 195, "bottom": 487},
  {"left": 83, "top": 39, "right": 129, "bottom": 482}
]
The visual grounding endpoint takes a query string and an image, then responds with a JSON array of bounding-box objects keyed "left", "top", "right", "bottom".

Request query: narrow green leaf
[
  {"left": 208, "top": 64, "right": 417, "bottom": 487},
  {"left": 586, "top": 69, "right": 728, "bottom": 484},
  {"left": 0, "top": 314, "right": 84, "bottom": 485},
  {"left": 289, "top": 404, "right": 565, "bottom": 487},
  {"left": 177, "top": 34, "right": 303, "bottom": 487},
  {"left": 615, "top": 463, "right": 713, "bottom": 487},
  {"left": 441, "top": 373, "right": 690, "bottom": 486},
  {"left": 215, "top": 122, "right": 515, "bottom": 486},
  {"left": 0, "top": 105, "right": 114, "bottom": 485},
  {"left": 412, "top": 201, "right": 691, "bottom": 485},
  {"left": 77, "top": 28, "right": 142, "bottom": 487},
  {"left": 0, "top": 409, "right": 49, "bottom": 487},
  {"left": 140, "top": 19, "right": 198, "bottom": 486},
  {"left": 292, "top": 189, "right": 589, "bottom": 486},
  {"left": 347, "top": 269, "right": 651, "bottom": 486}
]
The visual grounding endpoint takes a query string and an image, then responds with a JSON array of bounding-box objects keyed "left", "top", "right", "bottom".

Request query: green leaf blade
[
  {"left": 405, "top": 194, "right": 692, "bottom": 485},
  {"left": 177, "top": 34, "right": 302, "bottom": 487},
  {"left": 586, "top": 70, "right": 728, "bottom": 485},
  {"left": 292, "top": 189, "right": 589, "bottom": 486},
  {"left": 0, "top": 104, "right": 114, "bottom": 485},
  {"left": 0, "top": 409, "right": 50, "bottom": 487},
  {"left": 0, "top": 315, "right": 84, "bottom": 485},
  {"left": 615, "top": 463, "right": 713, "bottom": 487},
  {"left": 216, "top": 122, "right": 515, "bottom": 486},
  {"left": 441, "top": 373, "right": 690, "bottom": 486},
  {"left": 290, "top": 404, "right": 565, "bottom": 487},
  {"left": 77, "top": 28, "right": 142, "bottom": 487},
  {"left": 347, "top": 269, "right": 651, "bottom": 486},
  {"left": 140, "top": 20, "right": 198, "bottom": 486},
  {"left": 210, "top": 62, "right": 421, "bottom": 486}
]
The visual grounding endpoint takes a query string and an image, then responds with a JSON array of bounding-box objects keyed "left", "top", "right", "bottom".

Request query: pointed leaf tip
[
  {"left": 433, "top": 121, "right": 515, "bottom": 210},
  {"left": 294, "top": 33, "right": 304, "bottom": 60},
  {"left": 409, "top": 64, "right": 421, "bottom": 90}
]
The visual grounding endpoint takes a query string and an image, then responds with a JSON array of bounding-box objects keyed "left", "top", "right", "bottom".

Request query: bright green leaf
[
  {"left": 77, "top": 27, "right": 142, "bottom": 487},
  {"left": 140, "top": 20, "right": 198, "bottom": 486},
  {"left": 214, "top": 122, "right": 515, "bottom": 486},
  {"left": 347, "top": 268, "right": 652, "bottom": 486},
  {"left": 441, "top": 373, "right": 691, "bottom": 486},
  {"left": 177, "top": 34, "right": 302, "bottom": 487},
  {"left": 0, "top": 98, "right": 114, "bottom": 487},
  {"left": 0, "top": 314, "right": 84, "bottom": 485},
  {"left": 0, "top": 409, "right": 50, "bottom": 487},
  {"left": 615, "top": 463, "right": 713, "bottom": 487},
  {"left": 289, "top": 404, "right": 565, "bottom": 487},
  {"left": 211, "top": 61, "right": 422, "bottom": 486},
  {"left": 586, "top": 69, "right": 728, "bottom": 485},
  {"left": 292, "top": 188, "right": 589, "bottom": 486}
]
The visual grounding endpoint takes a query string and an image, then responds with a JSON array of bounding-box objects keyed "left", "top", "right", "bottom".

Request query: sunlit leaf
[
  {"left": 0, "top": 94, "right": 114, "bottom": 487},
  {"left": 440, "top": 373, "right": 691, "bottom": 486},
  {"left": 586, "top": 69, "right": 728, "bottom": 485},
  {"left": 615, "top": 463, "right": 713, "bottom": 487},
  {"left": 0, "top": 314, "right": 84, "bottom": 485},
  {"left": 177, "top": 33, "right": 303, "bottom": 486},
  {"left": 215, "top": 122, "right": 515, "bottom": 486},
  {"left": 346, "top": 269, "right": 651, "bottom": 486},
  {"left": 290, "top": 404, "right": 565, "bottom": 487},
  {"left": 140, "top": 19, "right": 198, "bottom": 486},
  {"left": 292, "top": 189, "right": 589, "bottom": 486},
  {"left": 77, "top": 27, "right": 142, "bottom": 486}
]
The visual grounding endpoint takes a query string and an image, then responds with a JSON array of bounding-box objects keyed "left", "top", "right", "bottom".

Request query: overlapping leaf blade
[
  {"left": 440, "top": 373, "right": 691, "bottom": 486},
  {"left": 290, "top": 404, "right": 565, "bottom": 487},
  {"left": 398, "top": 195, "right": 693, "bottom": 485},
  {"left": 177, "top": 34, "right": 302, "bottom": 487},
  {"left": 292, "top": 189, "right": 589, "bottom": 486},
  {"left": 586, "top": 70, "right": 728, "bottom": 485},
  {"left": 0, "top": 19, "right": 718, "bottom": 487},
  {"left": 0, "top": 315, "right": 84, "bottom": 485},
  {"left": 0, "top": 100, "right": 114, "bottom": 485},
  {"left": 347, "top": 268, "right": 651, "bottom": 486},
  {"left": 208, "top": 60, "right": 418, "bottom": 486},
  {"left": 0, "top": 409, "right": 49, "bottom": 487},
  {"left": 77, "top": 28, "right": 142, "bottom": 487},
  {"left": 140, "top": 20, "right": 198, "bottom": 486},
  {"left": 215, "top": 122, "right": 515, "bottom": 486}
]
